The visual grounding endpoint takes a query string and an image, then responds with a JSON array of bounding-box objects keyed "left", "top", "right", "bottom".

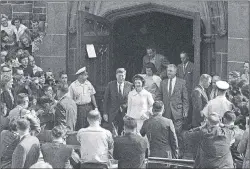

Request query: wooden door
[{"left": 76, "top": 11, "right": 112, "bottom": 111}]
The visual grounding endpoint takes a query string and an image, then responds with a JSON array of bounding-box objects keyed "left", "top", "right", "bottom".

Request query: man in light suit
[
  {"left": 103, "top": 68, "right": 133, "bottom": 136},
  {"left": 177, "top": 52, "right": 194, "bottom": 126},
  {"left": 12, "top": 118, "right": 40, "bottom": 168},
  {"left": 156, "top": 64, "right": 189, "bottom": 158}
]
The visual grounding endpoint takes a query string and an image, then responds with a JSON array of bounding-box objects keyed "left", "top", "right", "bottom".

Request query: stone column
[
  {"left": 36, "top": 1, "right": 68, "bottom": 78},
  {"left": 228, "top": 2, "right": 249, "bottom": 76}
]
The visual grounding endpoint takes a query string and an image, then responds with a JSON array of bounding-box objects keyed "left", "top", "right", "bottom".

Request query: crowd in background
[{"left": 0, "top": 13, "right": 250, "bottom": 169}]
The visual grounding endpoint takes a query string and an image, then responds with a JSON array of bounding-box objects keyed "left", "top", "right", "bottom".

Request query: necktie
[
  {"left": 183, "top": 64, "right": 185, "bottom": 74},
  {"left": 118, "top": 84, "right": 122, "bottom": 96},
  {"left": 169, "top": 78, "right": 172, "bottom": 96}
]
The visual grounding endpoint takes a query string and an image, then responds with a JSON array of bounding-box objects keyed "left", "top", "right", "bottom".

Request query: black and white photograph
[{"left": 0, "top": 0, "right": 249, "bottom": 168}]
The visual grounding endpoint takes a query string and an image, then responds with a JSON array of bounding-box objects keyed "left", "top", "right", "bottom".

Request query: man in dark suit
[
  {"left": 184, "top": 112, "right": 235, "bottom": 168},
  {"left": 114, "top": 117, "right": 148, "bottom": 168},
  {"left": 191, "top": 74, "right": 211, "bottom": 128},
  {"left": 12, "top": 118, "right": 40, "bottom": 168},
  {"left": 140, "top": 101, "right": 178, "bottom": 159},
  {"left": 177, "top": 51, "right": 194, "bottom": 95},
  {"left": 177, "top": 52, "right": 194, "bottom": 126},
  {"left": 103, "top": 68, "right": 133, "bottom": 135},
  {"left": 156, "top": 64, "right": 189, "bottom": 158}
]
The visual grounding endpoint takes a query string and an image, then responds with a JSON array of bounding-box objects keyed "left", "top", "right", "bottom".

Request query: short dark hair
[
  {"left": 146, "top": 45, "right": 156, "bottom": 52},
  {"left": 132, "top": 74, "right": 145, "bottom": 87},
  {"left": 42, "top": 84, "right": 52, "bottom": 93},
  {"left": 223, "top": 111, "right": 236, "bottom": 123},
  {"left": 152, "top": 101, "right": 164, "bottom": 113},
  {"left": 116, "top": 68, "right": 126, "bottom": 74},
  {"left": 51, "top": 125, "right": 67, "bottom": 138},
  {"left": 34, "top": 71, "right": 45, "bottom": 78},
  {"left": 145, "top": 62, "right": 157, "bottom": 74},
  {"left": 1, "top": 30, "right": 8, "bottom": 40},
  {"left": 57, "top": 83, "right": 69, "bottom": 94},
  {"left": 17, "top": 118, "right": 30, "bottom": 131},
  {"left": 124, "top": 117, "right": 137, "bottom": 130},
  {"left": 11, "top": 18, "right": 22, "bottom": 25},
  {"left": 17, "top": 93, "right": 29, "bottom": 105}
]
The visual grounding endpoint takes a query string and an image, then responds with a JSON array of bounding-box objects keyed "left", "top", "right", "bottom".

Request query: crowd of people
[{"left": 0, "top": 14, "right": 250, "bottom": 169}]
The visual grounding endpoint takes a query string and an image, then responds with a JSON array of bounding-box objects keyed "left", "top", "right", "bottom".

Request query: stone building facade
[{"left": 1, "top": 1, "right": 249, "bottom": 81}]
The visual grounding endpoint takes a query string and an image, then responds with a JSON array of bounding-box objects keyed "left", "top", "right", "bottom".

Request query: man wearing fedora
[{"left": 68, "top": 67, "right": 98, "bottom": 130}]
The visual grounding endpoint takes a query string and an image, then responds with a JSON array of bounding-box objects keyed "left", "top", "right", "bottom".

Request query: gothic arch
[{"left": 102, "top": 3, "right": 196, "bottom": 22}]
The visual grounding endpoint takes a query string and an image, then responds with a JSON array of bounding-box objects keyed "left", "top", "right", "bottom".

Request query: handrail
[
  {"left": 148, "top": 157, "right": 194, "bottom": 168},
  {"left": 148, "top": 157, "right": 194, "bottom": 164}
]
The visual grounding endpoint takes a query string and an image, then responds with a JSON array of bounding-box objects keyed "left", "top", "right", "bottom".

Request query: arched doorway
[
  {"left": 68, "top": 3, "right": 201, "bottom": 110},
  {"left": 103, "top": 3, "right": 201, "bottom": 87},
  {"left": 111, "top": 12, "right": 194, "bottom": 81}
]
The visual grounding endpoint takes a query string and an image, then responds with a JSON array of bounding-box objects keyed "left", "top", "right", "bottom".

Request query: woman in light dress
[{"left": 126, "top": 74, "right": 154, "bottom": 132}]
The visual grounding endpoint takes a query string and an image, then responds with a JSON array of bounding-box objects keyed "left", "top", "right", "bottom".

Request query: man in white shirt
[
  {"left": 201, "top": 81, "right": 233, "bottom": 119},
  {"left": 77, "top": 110, "right": 113, "bottom": 167},
  {"left": 68, "top": 67, "right": 98, "bottom": 130}
]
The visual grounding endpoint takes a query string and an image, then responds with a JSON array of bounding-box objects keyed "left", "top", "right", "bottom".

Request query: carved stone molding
[
  {"left": 202, "top": 34, "right": 216, "bottom": 44},
  {"left": 207, "top": 1, "right": 228, "bottom": 37}
]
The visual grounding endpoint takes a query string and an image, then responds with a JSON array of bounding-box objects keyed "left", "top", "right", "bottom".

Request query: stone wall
[
  {"left": 0, "top": 1, "right": 47, "bottom": 29},
  {"left": 35, "top": 1, "right": 67, "bottom": 78},
  {"left": 228, "top": 1, "right": 249, "bottom": 74}
]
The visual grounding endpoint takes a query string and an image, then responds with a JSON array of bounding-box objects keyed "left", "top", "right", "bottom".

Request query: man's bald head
[
  {"left": 87, "top": 110, "right": 101, "bottom": 122},
  {"left": 207, "top": 112, "right": 220, "bottom": 126}
]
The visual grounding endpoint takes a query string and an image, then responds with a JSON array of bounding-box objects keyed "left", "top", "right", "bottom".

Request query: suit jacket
[
  {"left": 41, "top": 142, "right": 73, "bottom": 169},
  {"left": 0, "top": 89, "right": 15, "bottom": 114},
  {"left": 103, "top": 80, "right": 133, "bottom": 123},
  {"left": 191, "top": 85, "right": 209, "bottom": 128},
  {"left": 156, "top": 77, "right": 189, "bottom": 120},
  {"left": 55, "top": 95, "right": 77, "bottom": 131},
  {"left": 0, "top": 130, "right": 20, "bottom": 169},
  {"left": 113, "top": 133, "right": 148, "bottom": 168},
  {"left": 140, "top": 115, "right": 178, "bottom": 159},
  {"left": 184, "top": 125, "right": 235, "bottom": 169},
  {"left": 11, "top": 134, "right": 40, "bottom": 168},
  {"left": 177, "top": 61, "right": 194, "bottom": 95}
]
